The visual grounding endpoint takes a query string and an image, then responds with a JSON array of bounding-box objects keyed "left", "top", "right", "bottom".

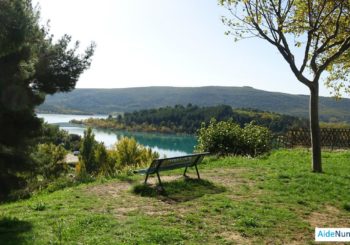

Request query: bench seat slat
[
  {"left": 158, "top": 162, "right": 192, "bottom": 171},
  {"left": 134, "top": 168, "right": 153, "bottom": 174},
  {"left": 135, "top": 162, "right": 194, "bottom": 174}
]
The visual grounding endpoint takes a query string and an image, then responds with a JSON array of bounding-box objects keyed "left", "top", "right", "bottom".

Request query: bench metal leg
[
  {"left": 156, "top": 171, "right": 163, "bottom": 187},
  {"left": 183, "top": 166, "right": 188, "bottom": 177},
  {"left": 144, "top": 173, "right": 149, "bottom": 184},
  {"left": 194, "top": 164, "right": 200, "bottom": 179}
]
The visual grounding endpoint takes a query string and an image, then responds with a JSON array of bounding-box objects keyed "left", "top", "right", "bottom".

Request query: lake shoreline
[
  {"left": 36, "top": 110, "right": 97, "bottom": 116},
  {"left": 72, "top": 122, "right": 195, "bottom": 137},
  {"left": 71, "top": 118, "right": 195, "bottom": 136},
  {"left": 38, "top": 113, "right": 197, "bottom": 157}
]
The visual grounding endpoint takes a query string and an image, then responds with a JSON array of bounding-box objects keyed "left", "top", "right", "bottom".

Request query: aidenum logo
[{"left": 315, "top": 228, "right": 350, "bottom": 242}]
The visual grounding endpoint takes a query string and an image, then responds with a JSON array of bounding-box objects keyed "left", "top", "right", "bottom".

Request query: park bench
[{"left": 134, "top": 152, "right": 210, "bottom": 187}]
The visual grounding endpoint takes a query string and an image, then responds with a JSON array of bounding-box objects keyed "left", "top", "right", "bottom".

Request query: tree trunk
[{"left": 309, "top": 84, "right": 322, "bottom": 172}]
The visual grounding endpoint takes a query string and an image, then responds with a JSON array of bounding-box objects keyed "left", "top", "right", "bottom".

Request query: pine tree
[{"left": 0, "top": 0, "right": 95, "bottom": 198}]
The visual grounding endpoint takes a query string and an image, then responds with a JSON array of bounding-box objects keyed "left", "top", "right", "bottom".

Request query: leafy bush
[
  {"left": 196, "top": 119, "right": 271, "bottom": 156},
  {"left": 31, "top": 143, "right": 68, "bottom": 180},
  {"left": 111, "top": 137, "right": 159, "bottom": 168},
  {"left": 39, "top": 123, "right": 81, "bottom": 151},
  {"left": 196, "top": 120, "right": 243, "bottom": 155},
  {"left": 242, "top": 123, "right": 272, "bottom": 157},
  {"left": 78, "top": 128, "right": 115, "bottom": 177},
  {"left": 95, "top": 142, "right": 115, "bottom": 177}
]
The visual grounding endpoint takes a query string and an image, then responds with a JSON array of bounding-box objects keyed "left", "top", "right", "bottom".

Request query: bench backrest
[{"left": 146, "top": 152, "right": 209, "bottom": 174}]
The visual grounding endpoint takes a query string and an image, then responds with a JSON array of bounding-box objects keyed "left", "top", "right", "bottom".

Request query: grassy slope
[
  {"left": 1, "top": 149, "right": 350, "bottom": 244},
  {"left": 37, "top": 86, "right": 350, "bottom": 122}
]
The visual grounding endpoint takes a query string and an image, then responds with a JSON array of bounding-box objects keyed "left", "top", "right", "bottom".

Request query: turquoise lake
[{"left": 38, "top": 114, "right": 197, "bottom": 157}]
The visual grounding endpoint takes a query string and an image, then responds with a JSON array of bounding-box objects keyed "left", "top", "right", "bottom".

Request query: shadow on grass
[
  {"left": 132, "top": 178, "right": 226, "bottom": 203},
  {"left": 115, "top": 174, "right": 138, "bottom": 184},
  {"left": 0, "top": 216, "right": 32, "bottom": 245}
]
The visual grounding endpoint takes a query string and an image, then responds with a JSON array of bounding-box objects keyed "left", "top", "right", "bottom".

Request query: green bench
[{"left": 134, "top": 152, "right": 210, "bottom": 187}]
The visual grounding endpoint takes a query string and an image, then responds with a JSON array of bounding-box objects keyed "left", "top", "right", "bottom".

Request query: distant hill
[{"left": 37, "top": 86, "right": 350, "bottom": 122}]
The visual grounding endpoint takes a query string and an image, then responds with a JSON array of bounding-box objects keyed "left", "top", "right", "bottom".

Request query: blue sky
[{"left": 34, "top": 0, "right": 336, "bottom": 97}]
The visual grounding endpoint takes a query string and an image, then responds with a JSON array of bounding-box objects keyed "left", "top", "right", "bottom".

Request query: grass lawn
[{"left": 1, "top": 149, "right": 350, "bottom": 244}]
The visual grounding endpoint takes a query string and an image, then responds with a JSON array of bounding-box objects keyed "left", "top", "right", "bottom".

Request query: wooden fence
[{"left": 279, "top": 128, "right": 350, "bottom": 149}]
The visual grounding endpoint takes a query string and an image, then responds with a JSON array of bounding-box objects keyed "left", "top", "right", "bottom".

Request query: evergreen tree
[
  {"left": 0, "top": 0, "right": 95, "bottom": 198},
  {"left": 79, "top": 128, "right": 97, "bottom": 174}
]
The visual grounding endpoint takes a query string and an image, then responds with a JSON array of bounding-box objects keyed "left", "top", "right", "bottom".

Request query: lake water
[{"left": 38, "top": 114, "right": 197, "bottom": 157}]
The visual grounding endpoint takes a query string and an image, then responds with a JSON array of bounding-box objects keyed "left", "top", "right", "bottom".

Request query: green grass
[{"left": 1, "top": 149, "right": 350, "bottom": 244}]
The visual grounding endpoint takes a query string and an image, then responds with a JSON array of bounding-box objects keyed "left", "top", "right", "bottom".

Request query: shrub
[
  {"left": 31, "top": 143, "right": 68, "bottom": 180},
  {"left": 95, "top": 142, "right": 115, "bottom": 177},
  {"left": 78, "top": 128, "right": 115, "bottom": 177},
  {"left": 196, "top": 119, "right": 272, "bottom": 156},
  {"left": 79, "top": 127, "right": 97, "bottom": 174},
  {"left": 39, "top": 123, "right": 82, "bottom": 151},
  {"left": 197, "top": 119, "right": 243, "bottom": 155},
  {"left": 112, "top": 137, "right": 159, "bottom": 168},
  {"left": 75, "top": 161, "right": 87, "bottom": 178},
  {"left": 242, "top": 123, "right": 272, "bottom": 157}
]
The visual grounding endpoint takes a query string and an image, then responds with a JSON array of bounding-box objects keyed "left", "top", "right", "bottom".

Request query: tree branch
[
  {"left": 318, "top": 37, "right": 350, "bottom": 76},
  {"left": 310, "top": 35, "right": 320, "bottom": 74},
  {"left": 300, "top": 30, "right": 312, "bottom": 73},
  {"left": 316, "top": 3, "right": 343, "bottom": 54}
]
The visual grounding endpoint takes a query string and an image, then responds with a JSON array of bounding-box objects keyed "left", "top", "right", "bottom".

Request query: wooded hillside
[{"left": 38, "top": 86, "right": 350, "bottom": 122}]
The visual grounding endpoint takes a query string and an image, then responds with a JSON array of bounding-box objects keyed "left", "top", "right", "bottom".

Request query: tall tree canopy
[
  {"left": 220, "top": 0, "right": 350, "bottom": 172},
  {"left": 0, "top": 0, "right": 94, "bottom": 198}
]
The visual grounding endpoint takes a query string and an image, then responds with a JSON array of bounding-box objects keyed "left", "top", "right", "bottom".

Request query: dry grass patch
[
  {"left": 87, "top": 181, "right": 130, "bottom": 198},
  {"left": 202, "top": 167, "right": 254, "bottom": 187},
  {"left": 307, "top": 205, "right": 350, "bottom": 228},
  {"left": 83, "top": 178, "right": 192, "bottom": 219},
  {"left": 219, "top": 230, "right": 253, "bottom": 244}
]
